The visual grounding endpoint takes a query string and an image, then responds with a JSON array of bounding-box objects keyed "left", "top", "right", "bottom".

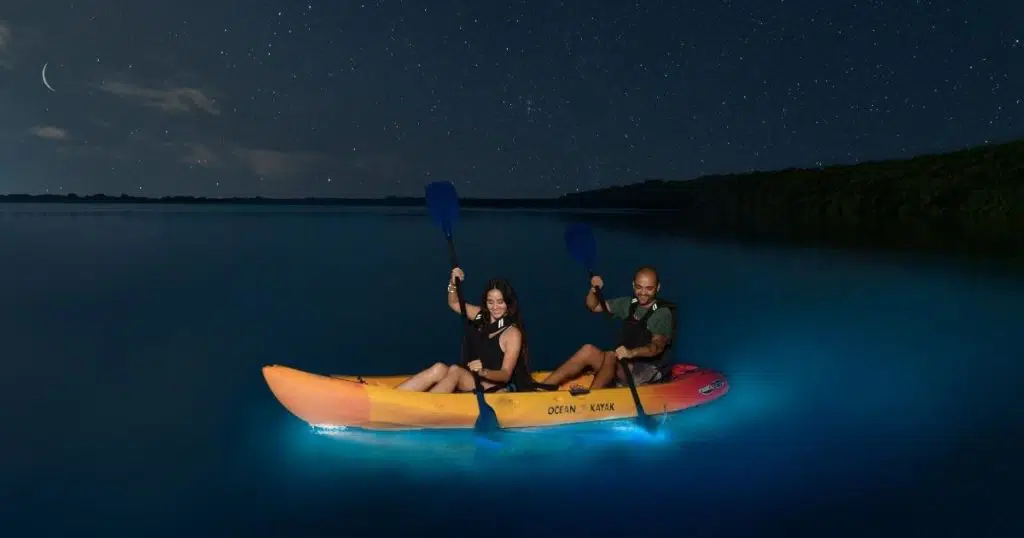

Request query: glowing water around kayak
[{"left": 3, "top": 204, "right": 1021, "bottom": 537}]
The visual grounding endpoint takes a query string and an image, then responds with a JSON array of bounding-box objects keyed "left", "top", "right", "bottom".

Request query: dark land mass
[
  {"left": 4, "top": 138, "right": 1022, "bottom": 262},
  {"left": 0, "top": 192, "right": 560, "bottom": 207},
  {"left": 558, "top": 138, "right": 1024, "bottom": 265}
]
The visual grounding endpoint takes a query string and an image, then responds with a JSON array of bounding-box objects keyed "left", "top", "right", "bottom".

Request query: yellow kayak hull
[{"left": 262, "top": 363, "right": 729, "bottom": 431}]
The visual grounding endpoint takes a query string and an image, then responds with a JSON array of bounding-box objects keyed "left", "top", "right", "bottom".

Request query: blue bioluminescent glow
[
  {"left": 10, "top": 206, "right": 1022, "bottom": 537},
  {"left": 263, "top": 376, "right": 776, "bottom": 487}
]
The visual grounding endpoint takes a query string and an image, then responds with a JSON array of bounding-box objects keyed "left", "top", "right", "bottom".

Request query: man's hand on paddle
[{"left": 614, "top": 345, "right": 634, "bottom": 359}]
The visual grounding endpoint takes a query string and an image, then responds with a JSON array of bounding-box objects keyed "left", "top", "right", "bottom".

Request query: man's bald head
[
  {"left": 634, "top": 266, "right": 659, "bottom": 285},
  {"left": 632, "top": 266, "right": 660, "bottom": 306}
]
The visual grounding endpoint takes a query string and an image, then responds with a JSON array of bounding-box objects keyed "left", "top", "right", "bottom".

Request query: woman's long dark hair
[{"left": 475, "top": 278, "right": 531, "bottom": 377}]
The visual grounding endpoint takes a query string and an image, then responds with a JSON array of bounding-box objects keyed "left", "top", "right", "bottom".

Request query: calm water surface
[{"left": 2, "top": 204, "right": 1021, "bottom": 537}]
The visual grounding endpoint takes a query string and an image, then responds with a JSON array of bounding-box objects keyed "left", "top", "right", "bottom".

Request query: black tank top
[
  {"left": 464, "top": 314, "right": 533, "bottom": 390},
  {"left": 466, "top": 315, "right": 512, "bottom": 371}
]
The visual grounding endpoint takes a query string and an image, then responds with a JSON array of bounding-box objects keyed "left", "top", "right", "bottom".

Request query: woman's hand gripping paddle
[
  {"left": 425, "top": 181, "right": 501, "bottom": 434},
  {"left": 563, "top": 223, "right": 658, "bottom": 434}
]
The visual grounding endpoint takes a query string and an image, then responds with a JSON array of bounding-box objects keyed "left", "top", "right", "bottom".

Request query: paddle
[
  {"left": 563, "top": 222, "right": 659, "bottom": 434},
  {"left": 424, "top": 180, "right": 501, "bottom": 434}
]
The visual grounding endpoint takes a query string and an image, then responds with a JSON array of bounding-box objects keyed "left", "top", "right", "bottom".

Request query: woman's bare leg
[
  {"left": 429, "top": 364, "right": 466, "bottom": 393},
  {"left": 395, "top": 362, "right": 449, "bottom": 391},
  {"left": 431, "top": 365, "right": 491, "bottom": 393},
  {"left": 453, "top": 368, "right": 479, "bottom": 392}
]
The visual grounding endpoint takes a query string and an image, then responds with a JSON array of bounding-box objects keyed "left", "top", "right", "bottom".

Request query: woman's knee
[
  {"left": 444, "top": 364, "right": 467, "bottom": 378},
  {"left": 427, "top": 362, "right": 449, "bottom": 378},
  {"left": 456, "top": 369, "right": 476, "bottom": 390}
]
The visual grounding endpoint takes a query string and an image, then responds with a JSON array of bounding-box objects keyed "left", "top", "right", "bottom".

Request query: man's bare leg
[
  {"left": 590, "top": 351, "right": 620, "bottom": 389},
  {"left": 540, "top": 344, "right": 607, "bottom": 387}
]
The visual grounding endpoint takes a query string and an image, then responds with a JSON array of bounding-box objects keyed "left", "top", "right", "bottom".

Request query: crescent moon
[{"left": 41, "top": 62, "right": 56, "bottom": 92}]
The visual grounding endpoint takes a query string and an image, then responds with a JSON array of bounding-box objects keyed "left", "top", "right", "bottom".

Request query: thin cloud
[
  {"left": 179, "top": 143, "right": 222, "bottom": 167},
  {"left": 29, "top": 125, "right": 69, "bottom": 141},
  {"left": 95, "top": 81, "right": 220, "bottom": 115},
  {"left": 230, "top": 147, "right": 325, "bottom": 178},
  {"left": 171, "top": 141, "right": 327, "bottom": 179},
  {"left": 0, "top": 20, "right": 12, "bottom": 69},
  {"left": 352, "top": 151, "right": 412, "bottom": 177}
]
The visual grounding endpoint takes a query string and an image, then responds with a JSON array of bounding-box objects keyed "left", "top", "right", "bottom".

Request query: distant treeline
[
  {"left": 0, "top": 192, "right": 564, "bottom": 208},
  {"left": 558, "top": 138, "right": 1024, "bottom": 257},
  {"left": 3, "top": 137, "right": 1022, "bottom": 257},
  {"left": 560, "top": 138, "right": 1024, "bottom": 218}
]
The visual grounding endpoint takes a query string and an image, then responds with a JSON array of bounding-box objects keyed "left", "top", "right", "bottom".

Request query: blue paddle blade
[
  {"left": 424, "top": 181, "right": 460, "bottom": 237},
  {"left": 564, "top": 223, "right": 597, "bottom": 269}
]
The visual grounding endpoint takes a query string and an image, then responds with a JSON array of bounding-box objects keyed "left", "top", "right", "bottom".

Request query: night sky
[{"left": 0, "top": 1, "right": 1020, "bottom": 198}]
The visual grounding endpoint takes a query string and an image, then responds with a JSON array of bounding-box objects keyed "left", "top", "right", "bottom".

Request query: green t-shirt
[{"left": 605, "top": 296, "right": 673, "bottom": 339}]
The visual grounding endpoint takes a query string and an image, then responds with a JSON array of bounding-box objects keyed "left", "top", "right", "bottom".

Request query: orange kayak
[{"left": 262, "top": 363, "right": 729, "bottom": 431}]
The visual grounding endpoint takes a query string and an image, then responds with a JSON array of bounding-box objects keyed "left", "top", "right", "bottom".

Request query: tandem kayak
[{"left": 261, "top": 363, "right": 729, "bottom": 431}]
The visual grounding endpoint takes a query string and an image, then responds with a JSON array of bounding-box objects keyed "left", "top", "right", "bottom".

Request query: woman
[{"left": 395, "top": 267, "right": 534, "bottom": 393}]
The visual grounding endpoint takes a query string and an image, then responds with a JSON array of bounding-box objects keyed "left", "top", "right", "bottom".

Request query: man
[{"left": 539, "top": 266, "right": 674, "bottom": 391}]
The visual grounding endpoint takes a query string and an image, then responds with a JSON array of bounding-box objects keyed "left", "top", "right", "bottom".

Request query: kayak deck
[{"left": 262, "top": 363, "right": 729, "bottom": 431}]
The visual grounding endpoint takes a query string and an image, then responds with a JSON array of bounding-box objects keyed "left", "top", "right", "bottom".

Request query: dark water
[{"left": 2, "top": 204, "right": 1021, "bottom": 537}]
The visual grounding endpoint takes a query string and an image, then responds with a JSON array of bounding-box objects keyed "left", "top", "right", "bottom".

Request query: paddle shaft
[
  {"left": 447, "top": 240, "right": 470, "bottom": 320},
  {"left": 446, "top": 238, "right": 487, "bottom": 394}
]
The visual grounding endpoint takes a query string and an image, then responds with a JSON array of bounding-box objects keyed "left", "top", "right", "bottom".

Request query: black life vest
[
  {"left": 462, "top": 313, "right": 534, "bottom": 392},
  {"left": 616, "top": 298, "right": 678, "bottom": 375}
]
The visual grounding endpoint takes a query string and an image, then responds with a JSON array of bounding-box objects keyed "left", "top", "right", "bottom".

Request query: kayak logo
[
  {"left": 548, "top": 404, "right": 577, "bottom": 415},
  {"left": 698, "top": 379, "right": 724, "bottom": 396},
  {"left": 548, "top": 402, "right": 616, "bottom": 415}
]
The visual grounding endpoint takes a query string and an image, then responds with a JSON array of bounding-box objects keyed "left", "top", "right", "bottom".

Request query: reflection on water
[{"left": 300, "top": 420, "right": 672, "bottom": 476}]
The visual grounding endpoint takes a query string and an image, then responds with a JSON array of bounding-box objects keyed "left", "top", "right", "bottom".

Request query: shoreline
[
  {"left": 3, "top": 199, "right": 1020, "bottom": 266},
  {"left": 4, "top": 136, "right": 1021, "bottom": 265}
]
